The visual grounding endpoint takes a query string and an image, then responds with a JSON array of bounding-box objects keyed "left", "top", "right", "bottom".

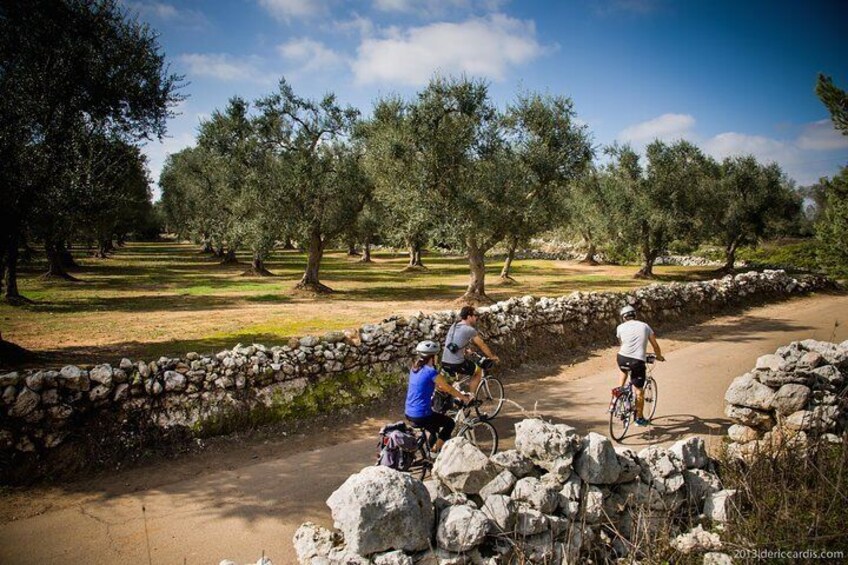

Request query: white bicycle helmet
[
  {"left": 620, "top": 305, "right": 637, "bottom": 320},
  {"left": 415, "top": 340, "right": 440, "bottom": 356}
]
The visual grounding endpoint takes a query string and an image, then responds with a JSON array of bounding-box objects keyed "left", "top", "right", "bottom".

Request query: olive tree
[
  {"left": 0, "top": 0, "right": 182, "bottom": 299},
  {"left": 709, "top": 155, "right": 798, "bottom": 272},
  {"left": 256, "top": 79, "right": 364, "bottom": 292},
  {"left": 604, "top": 141, "right": 712, "bottom": 278},
  {"left": 362, "top": 96, "right": 436, "bottom": 270},
  {"left": 497, "top": 92, "right": 593, "bottom": 280}
]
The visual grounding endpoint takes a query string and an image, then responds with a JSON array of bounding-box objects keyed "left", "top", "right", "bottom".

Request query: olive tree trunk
[
  {"left": 461, "top": 236, "right": 493, "bottom": 305},
  {"left": 296, "top": 227, "right": 332, "bottom": 293},
  {"left": 499, "top": 236, "right": 518, "bottom": 283}
]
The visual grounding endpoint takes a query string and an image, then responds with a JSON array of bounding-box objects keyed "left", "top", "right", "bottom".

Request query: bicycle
[
  {"left": 608, "top": 354, "right": 658, "bottom": 442},
  {"left": 449, "top": 352, "right": 506, "bottom": 419},
  {"left": 403, "top": 399, "right": 500, "bottom": 479}
]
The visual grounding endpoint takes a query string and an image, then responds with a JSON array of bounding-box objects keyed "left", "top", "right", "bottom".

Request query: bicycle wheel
[
  {"left": 475, "top": 377, "right": 505, "bottom": 419},
  {"left": 643, "top": 378, "right": 658, "bottom": 420},
  {"left": 460, "top": 420, "right": 498, "bottom": 456},
  {"left": 608, "top": 395, "right": 631, "bottom": 442}
]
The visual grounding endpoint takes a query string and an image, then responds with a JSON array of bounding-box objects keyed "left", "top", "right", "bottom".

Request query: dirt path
[{"left": 1, "top": 293, "right": 846, "bottom": 564}]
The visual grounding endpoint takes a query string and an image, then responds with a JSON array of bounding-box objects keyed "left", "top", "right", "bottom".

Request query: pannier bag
[{"left": 377, "top": 421, "right": 419, "bottom": 471}]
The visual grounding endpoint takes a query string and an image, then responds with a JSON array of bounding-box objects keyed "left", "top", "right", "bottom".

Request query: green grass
[{"left": 1, "top": 240, "right": 720, "bottom": 365}]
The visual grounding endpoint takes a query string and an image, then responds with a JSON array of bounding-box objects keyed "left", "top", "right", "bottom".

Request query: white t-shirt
[{"left": 616, "top": 320, "right": 654, "bottom": 361}]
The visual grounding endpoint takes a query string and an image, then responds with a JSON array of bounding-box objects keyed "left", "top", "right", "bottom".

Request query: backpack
[{"left": 376, "top": 421, "right": 419, "bottom": 471}]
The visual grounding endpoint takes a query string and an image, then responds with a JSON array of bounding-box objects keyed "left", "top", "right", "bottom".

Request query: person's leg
[
  {"left": 432, "top": 413, "right": 456, "bottom": 452},
  {"left": 469, "top": 366, "right": 483, "bottom": 397},
  {"left": 634, "top": 385, "right": 644, "bottom": 419},
  {"left": 630, "top": 362, "right": 647, "bottom": 421}
]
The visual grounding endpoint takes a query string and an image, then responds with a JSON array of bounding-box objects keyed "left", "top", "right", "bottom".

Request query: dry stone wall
[
  {"left": 723, "top": 339, "right": 848, "bottom": 458},
  {"left": 293, "top": 422, "right": 734, "bottom": 564},
  {"left": 0, "top": 270, "right": 834, "bottom": 470}
]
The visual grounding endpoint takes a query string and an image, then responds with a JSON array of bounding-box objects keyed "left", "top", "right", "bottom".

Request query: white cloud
[
  {"left": 618, "top": 113, "right": 695, "bottom": 144},
  {"left": 178, "top": 53, "right": 268, "bottom": 83},
  {"left": 258, "top": 0, "right": 325, "bottom": 21},
  {"left": 335, "top": 14, "right": 376, "bottom": 37},
  {"left": 702, "top": 132, "right": 795, "bottom": 164},
  {"left": 351, "top": 14, "right": 547, "bottom": 86},
  {"left": 373, "top": 0, "right": 510, "bottom": 17},
  {"left": 797, "top": 119, "right": 848, "bottom": 151},
  {"left": 615, "top": 114, "right": 847, "bottom": 186},
  {"left": 278, "top": 38, "right": 345, "bottom": 72},
  {"left": 127, "top": 1, "right": 209, "bottom": 29}
]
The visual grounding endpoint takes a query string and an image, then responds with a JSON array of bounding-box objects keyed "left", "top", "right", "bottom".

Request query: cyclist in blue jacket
[{"left": 405, "top": 340, "right": 472, "bottom": 453}]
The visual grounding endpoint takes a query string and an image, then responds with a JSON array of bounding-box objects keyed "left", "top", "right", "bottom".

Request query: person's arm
[
  {"left": 435, "top": 373, "right": 473, "bottom": 402},
  {"left": 471, "top": 335, "right": 500, "bottom": 363},
  {"left": 648, "top": 333, "right": 665, "bottom": 361}
]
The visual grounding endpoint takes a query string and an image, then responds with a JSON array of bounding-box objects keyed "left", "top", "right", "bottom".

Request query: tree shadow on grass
[{"left": 27, "top": 333, "right": 291, "bottom": 367}]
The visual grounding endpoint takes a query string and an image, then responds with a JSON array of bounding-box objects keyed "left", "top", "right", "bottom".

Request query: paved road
[{"left": 1, "top": 293, "right": 846, "bottom": 564}]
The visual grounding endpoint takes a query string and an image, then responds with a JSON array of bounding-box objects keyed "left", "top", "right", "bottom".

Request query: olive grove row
[{"left": 159, "top": 76, "right": 807, "bottom": 303}]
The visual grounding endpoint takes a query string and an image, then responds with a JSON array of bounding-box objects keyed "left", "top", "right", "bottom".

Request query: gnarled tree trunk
[
  {"left": 403, "top": 242, "right": 426, "bottom": 271},
  {"left": 60, "top": 241, "right": 79, "bottom": 268},
  {"left": 360, "top": 241, "right": 372, "bottom": 263},
  {"left": 241, "top": 251, "right": 274, "bottom": 276},
  {"left": 635, "top": 241, "right": 657, "bottom": 279},
  {"left": 296, "top": 227, "right": 332, "bottom": 293},
  {"left": 718, "top": 238, "right": 740, "bottom": 274},
  {"left": 499, "top": 236, "right": 518, "bottom": 283},
  {"left": 220, "top": 247, "right": 239, "bottom": 265},
  {"left": 461, "top": 236, "right": 493, "bottom": 305},
  {"left": 44, "top": 240, "right": 79, "bottom": 281}
]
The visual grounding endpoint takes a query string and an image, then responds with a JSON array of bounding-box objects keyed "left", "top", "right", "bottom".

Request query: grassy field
[{"left": 1, "top": 241, "right": 717, "bottom": 366}]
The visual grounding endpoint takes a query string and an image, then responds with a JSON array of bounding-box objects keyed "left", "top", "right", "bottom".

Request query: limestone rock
[
  {"left": 771, "top": 383, "right": 811, "bottom": 416},
  {"left": 59, "top": 366, "right": 90, "bottom": 391},
  {"left": 574, "top": 432, "right": 621, "bottom": 484},
  {"left": 613, "top": 447, "right": 641, "bottom": 483},
  {"left": 670, "top": 524, "right": 722, "bottom": 554},
  {"left": 436, "top": 504, "right": 489, "bottom": 553},
  {"left": 703, "top": 489, "right": 738, "bottom": 523},
  {"left": 724, "top": 404, "right": 774, "bottom": 429},
  {"left": 511, "top": 477, "right": 559, "bottom": 514},
  {"left": 724, "top": 373, "right": 775, "bottom": 410},
  {"left": 703, "top": 553, "right": 733, "bottom": 565},
  {"left": 9, "top": 387, "right": 39, "bottom": 418},
  {"left": 373, "top": 550, "right": 414, "bottom": 565},
  {"left": 515, "top": 506, "right": 549, "bottom": 536},
  {"left": 326, "top": 466, "right": 433, "bottom": 555},
  {"left": 432, "top": 437, "right": 497, "bottom": 494},
  {"left": 755, "top": 354, "right": 785, "bottom": 372},
  {"left": 479, "top": 470, "right": 516, "bottom": 499},
  {"left": 163, "top": 370, "right": 187, "bottom": 392},
  {"left": 514, "top": 419, "right": 579, "bottom": 471},
  {"left": 727, "top": 424, "right": 759, "bottom": 443},
  {"left": 669, "top": 436, "right": 708, "bottom": 469},
  {"left": 489, "top": 449, "right": 535, "bottom": 478},
  {"left": 89, "top": 365, "right": 113, "bottom": 387},
  {"left": 582, "top": 486, "right": 604, "bottom": 523},
  {"left": 292, "top": 522, "right": 341, "bottom": 564},
  {"left": 482, "top": 494, "right": 516, "bottom": 532}
]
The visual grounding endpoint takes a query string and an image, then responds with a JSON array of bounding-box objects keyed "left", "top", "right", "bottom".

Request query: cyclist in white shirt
[{"left": 616, "top": 305, "right": 665, "bottom": 426}]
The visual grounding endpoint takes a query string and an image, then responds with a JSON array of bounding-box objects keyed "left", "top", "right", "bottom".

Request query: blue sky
[{"left": 128, "top": 0, "right": 848, "bottom": 197}]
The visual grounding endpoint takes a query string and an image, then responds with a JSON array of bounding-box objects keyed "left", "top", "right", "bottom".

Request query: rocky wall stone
[{"left": 0, "top": 270, "right": 834, "bottom": 468}]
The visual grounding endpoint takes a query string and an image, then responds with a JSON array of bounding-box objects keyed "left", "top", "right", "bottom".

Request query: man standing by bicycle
[
  {"left": 442, "top": 306, "right": 500, "bottom": 396},
  {"left": 616, "top": 305, "right": 664, "bottom": 426}
]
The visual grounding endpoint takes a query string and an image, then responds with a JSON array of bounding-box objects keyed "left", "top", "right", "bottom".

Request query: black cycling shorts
[
  {"left": 442, "top": 359, "right": 477, "bottom": 378},
  {"left": 406, "top": 412, "right": 455, "bottom": 444},
  {"left": 617, "top": 354, "right": 647, "bottom": 388}
]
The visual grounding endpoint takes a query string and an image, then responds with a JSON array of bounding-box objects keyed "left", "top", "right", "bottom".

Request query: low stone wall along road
[{"left": 0, "top": 292, "right": 846, "bottom": 564}]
